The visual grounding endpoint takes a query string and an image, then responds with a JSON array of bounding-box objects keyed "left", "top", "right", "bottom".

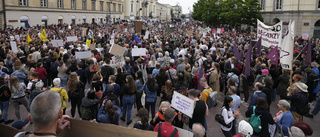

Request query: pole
[{"left": 2, "top": 0, "right": 6, "bottom": 28}]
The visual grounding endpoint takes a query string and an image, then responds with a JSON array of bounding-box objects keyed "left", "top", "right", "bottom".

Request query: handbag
[
  {"left": 215, "top": 107, "right": 232, "bottom": 128},
  {"left": 141, "top": 91, "right": 146, "bottom": 107}
]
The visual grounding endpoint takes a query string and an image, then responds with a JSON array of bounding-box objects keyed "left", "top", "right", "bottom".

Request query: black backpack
[{"left": 50, "top": 62, "right": 59, "bottom": 74}]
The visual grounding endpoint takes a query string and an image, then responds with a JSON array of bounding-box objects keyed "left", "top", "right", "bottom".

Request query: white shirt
[{"left": 221, "top": 107, "right": 235, "bottom": 131}]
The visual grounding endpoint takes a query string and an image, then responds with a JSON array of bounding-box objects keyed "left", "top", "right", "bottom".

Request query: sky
[{"left": 158, "top": 0, "right": 198, "bottom": 14}]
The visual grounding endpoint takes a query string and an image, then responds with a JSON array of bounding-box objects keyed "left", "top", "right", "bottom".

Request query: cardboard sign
[
  {"left": 112, "top": 54, "right": 124, "bottom": 65},
  {"left": 186, "top": 30, "right": 193, "bottom": 34},
  {"left": 75, "top": 51, "right": 91, "bottom": 59},
  {"left": 302, "top": 33, "right": 308, "bottom": 40},
  {"left": 134, "top": 21, "right": 143, "bottom": 33},
  {"left": 90, "top": 65, "right": 100, "bottom": 72},
  {"left": 132, "top": 48, "right": 146, "bottom": 57},
  {"left": 89, "top": 44, "right": 96, "bottom": 50},
  {"left": 109, "top": 44, "right": 125, "bottom": 55},
  {"left": 60, "top": 119, "right": 157, "bottom": 137},
  {"left": 171, "top": 91, "right": 195, "bottom": 118},
  {"left": 82, "top": 28, "right": 87, "bottom": 36},
  {"left": 67, "top": 36, "right": 78, "bottom": 42},
  {"left": 51, "top": 40, "right": 64, "bottom": 47},
  {"left": 0, "top": 124, "right": 19, "bottom": 137},
  {"left": 10, "top": 41, "right": 18, "bottom": 53}
]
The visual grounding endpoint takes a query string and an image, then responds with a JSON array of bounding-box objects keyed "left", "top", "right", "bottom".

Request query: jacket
[
  {"left": 144, "top": 84, "right": 158, "bottom": 102},
  {"left": 245, "top": 106, "right": 275, "bottom": 137},
  {"left": 209, "top": 69, "right": 220, "bottom": 92},
  {"left": 276, "top": 73, "right": 290, "bottom": 97},
  {"left": 11, "top": 71, "right": 27, "bottom": 83},
  {"left": 50, "top": 87, "right": 68, "bottom": 109},
  {"left": 286, "top": 92, "right": 308, "bottom": 114}
]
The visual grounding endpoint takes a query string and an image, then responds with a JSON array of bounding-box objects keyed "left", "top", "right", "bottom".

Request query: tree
[{"left": 181, "top": 14, "right": 186, "bottom": 19}]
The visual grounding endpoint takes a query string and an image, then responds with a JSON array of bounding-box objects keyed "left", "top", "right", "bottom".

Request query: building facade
[
  {"left": 171, "top": 5, "right": 181, "bottom": 19},
  {"left": 4, "top": 0, "right": 125, "bottom": 28},
  {"left": 155, "top": 2, "right": 171, "bottom": 21},
  {"left": 260, "top": 0, "right": 320, "bottom": 38},
  {"left": 124, "top": 0, "right": 157, "bottom": 20}
]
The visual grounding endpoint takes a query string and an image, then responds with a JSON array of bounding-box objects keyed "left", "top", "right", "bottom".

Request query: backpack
[
  {"left": 204, "top": 89, "right": 217, "bottom": 109},
  {"left": 122, "top": 65, "right": 132, "bottom": 76},
  {"left": 157, "top": 122, "right": 178, "bottom": 137},
  {"left": 50, "top": 62, "right": 58, "bottom": 74},
  {"left": 249, "top": 106, "right": 262, "bottom": 133},
  {"left": 80, "top": 105, "right": 93, "bottom": 120}
]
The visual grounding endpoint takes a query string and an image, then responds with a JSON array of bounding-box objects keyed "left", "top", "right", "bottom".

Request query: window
[
  {"left": 92, "top": 0, "right": 96, "bottom": 10},
  {"left": 19, "top": 0, "right": 27, "bottom": 6},
  {"left": 82, "top": 0, "right": 87, "bottom": 10},
  {"left": 118, "top": 4, "right": 121, "bottom": 12},
  {"left": 40, "top": 0, "right": 47, "bottom": 7},
  {"left": 275, "top": 0, "right": 282, "bottom": 10},
  {"left": 71, "top": 0, "right": 76, "bottom": 9},
  {"left": 318, "top": 0, "right": 320, "bottom": 9},
  {"left": 58, "top": 0, "right": 63, "bottom": 8},
  {"left": 260, "top": 0, "right": 265, "bottom": 10},
  {"left": 100, "top": 1, "right": 104, "bottom": 11},
  {"left": 131, "top": 4, "right": 133, "bottom": 12},
  {"left": 113, "top": 3, "right": 116, "bottom": 12},
  {"left": 107, "top": 3, "right": 111, "bottom": 12}
]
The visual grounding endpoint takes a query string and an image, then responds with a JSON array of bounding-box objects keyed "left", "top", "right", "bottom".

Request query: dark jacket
[
  {"left": 286, "top": 92, "right": 308, "bottom": 114},
  {"left": 276, "top": 73, "right": 290, "bottom": 98},
  {"left": 245, "top": 106, "right": 275, "bottom": 137},
  {"left": 68, "top": 82, "right": 85, "bottom": 99}
]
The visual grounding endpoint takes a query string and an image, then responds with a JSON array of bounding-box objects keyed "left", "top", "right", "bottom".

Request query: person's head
[
  {"left": 261, "top": 69, "right": 269, "bottom": 77},
  {"left": 136, "top": 71, "right": 143, "bottom": 81},
  {"left": 30, "top": 71, "right": 38, "bottom": 79},
  {"left": 227, "top": 77, "right": 236, "bottom": 87},
  {"left": 108, "top": 75, "right": 116, "bottom": 83},
  {"left": 164, "top": 107, "right": 176, "bottom": 123},
  {"left": 223, "top": 96, "right": 234, "bottom": 110},
  {"left": 199, "top": 78, "right": 208, "bottom": 87},
  {"left": 36, "top": 62, "right": 43, "bottom": 68},
  {"left": 311, "top": 62, "right": 319, "bottom": 68},
  {"left": 28, "top": 90, "right": 62, "bottom": 130},
  {"left": 293, "top": 74, "right": 302, "bottom": 82},
  {"left": 293, "top": 60, "right": 301, "bottom": 68},
  {"left": 238, "top": 120, "right": 253, "bottom": 137},
  {"left": 254, "top": 82, "right": 263, "bottom": 91},
  {"left": 185, "top": 64, "right": 191, "bottom": 71},
  {"left": 53, "top": 78, "right": 61, "bottom": 87},
  {"left": 294, "top": 82, "right": 308, "bottom": 93},
  {"left": 138, "top": 108, "right": 149, "bottom": 126},
  {"left": 125, "top": 57, "right": 130, "bottom": 64},
  {"left": 159, "top": 101, "right": 171, "bottom": 114},
  {"left": 188, "top": 89, "right": 201, "bottom": 100},
  {"left": 107, "top": 84, "right": 114, "bottom": 94},
  {"left": 231, "top": 57, "right": 236, "bottom": 64},
  {"left": 156, "top": 63, "right": 160, "bottom": 69},
  {"left": 126, "top": 75, "right": 136, "bottom": 92},
  {"left": 35, "top": 81, "right": 44, "bottom": 90},
  {"left": 92, "top": 73, "right": 101, "bottom": 81},
  {"left": 228, "top": 86, "right": 237, "bottom": 95},
  {"left": 256, "top": 97, "right": 268, "bottom": 110},
  {"left": 277, "top": 99, "right": 290, "bottom": 111},
  {"left": 262, "top": 77, "right": 273, "bottom": 87},
  {"left": 0, "top": 76, "right": 7, "bottom": 85},
  {"left": 192, "top": 123, "right": 206, "bottom": 137},
  {"left": 293, "top": 122, "right": 313, "bottom": 137},
  {"left": 146, "top": 74, "right": 155, "bottom": 88},
  {"left": 10, "top": 75, "right": 20, "bottom": 90}
]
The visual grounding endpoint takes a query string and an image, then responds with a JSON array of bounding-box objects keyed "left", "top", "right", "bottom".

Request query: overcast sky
[{"left": 158, "top": 0, "right": 197, "bottom": 14}]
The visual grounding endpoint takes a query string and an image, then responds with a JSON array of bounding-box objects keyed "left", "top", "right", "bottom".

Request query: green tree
[{"left": 181, "top": 14, "right": 186, "bottom": 19}]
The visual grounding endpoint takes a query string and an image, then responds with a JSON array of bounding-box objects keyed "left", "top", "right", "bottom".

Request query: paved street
[{"left": 4, "top": 88, "right": 320, "bottom": 137}]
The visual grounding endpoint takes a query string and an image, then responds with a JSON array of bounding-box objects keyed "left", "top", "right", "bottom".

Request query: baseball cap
[
  {"left": 261, "top": 69, "right": 269, "bottom": 74},
  {"left": 238, "top": 120, "right": 253, "bottom": 136}
]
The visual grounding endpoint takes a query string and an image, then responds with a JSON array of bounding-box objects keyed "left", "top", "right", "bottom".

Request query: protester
[
  {"left": 286, "top": 82, "right": 309, "bottom": 123},
  {"left": 50, "top": 78, "right": 68, "bottom": 114},
  {"left": 220, "top": 96, "right": 241, "bottom": 137},
  {"left": 10, "top": 75, "right": 30, "bottom": 120},
  {"left": 0, "top": 76, "right": 14, "bottom": 124},
  {"left": 154, "top": 107, "right": 179, "bottom": 137},
  {"left": 232, "top": 120, "right": 253, "bottom": 137},
  {"left": 144, "top": 74, "right": 158, "bottom": 119},
  {"left": 274, "top": 100, "right": 294, "bottom": 137},
  {"left": 133, "top": 108, "right": 154, "bottom": 131},
  {"left": 98, "top": 100, "right": 121, "bottom": 125},
  {"left": 120, "top": 75, "right": 136, "bottom": 125},
  {"left": 67, "top": 72, "right": 85, "bottom": 118},
  {"left": 192, "top": 123, "right": 206, "bottom": 137}
]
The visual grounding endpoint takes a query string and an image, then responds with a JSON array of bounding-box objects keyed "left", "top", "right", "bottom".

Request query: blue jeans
[
  {"left": 122, "top": 95, "right": 134, "bottom": 122},
  {"left": 0, "top": 101, "right": 9, "bottom": 121},
  {"left": 102, "top": 83, "right": 108, "bottom": 93},
  {"left": 272, "top": 88, "right": 276, "bottom": 101},
  {"left": 312, "top": 96, "right": 320, "bottom": 116},
  {"left": 60, "top": 77, "right": 67, "bottom": 89}
]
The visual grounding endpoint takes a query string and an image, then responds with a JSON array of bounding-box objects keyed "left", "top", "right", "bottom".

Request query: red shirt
[
  {"left": 154, "top": 123, "right": 179, "bottom": 137},
  {"left": 35, "top": 67, "right": 47, "bottom": 79}
]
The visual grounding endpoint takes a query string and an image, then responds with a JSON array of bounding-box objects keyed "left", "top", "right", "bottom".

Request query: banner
[
  {"left": 257, "top": 19, "right": 282, "bottom": 48},
  {"left": 280, "top": 20, "right": 295, "bottom": 70},
  {"left": 67, "top": 36, "right": 78, "bottom": 42},
  {"left": 51, "top": 40, "right": 64, "bottom": 47},
  {"left": 10, "top": 41, "right": 18, "bottom": 53},
  {"left": 75, "top": 51, "right": 91, "bottom": 59},
  {"left": 132, "top": 48, "right": 146, "bottom": 57},
  {"left": 112, "top": 54, "right": 124, "bottom": 65},
  {"left": 171, "top": 91, "right": 195, "bottom": 118}
]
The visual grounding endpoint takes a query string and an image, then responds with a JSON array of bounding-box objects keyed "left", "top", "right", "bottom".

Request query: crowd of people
[{"left": 0, "top": 20, "right": 319, "bottom": 137}]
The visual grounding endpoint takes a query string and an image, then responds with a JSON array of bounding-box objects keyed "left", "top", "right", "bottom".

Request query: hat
[
  {"left": 238, "top": 120, "right": 253, "bottom": 136},
  {"left": 107, "top": 85, "right": 114, "bottom": 93},
  {"left": 35, "top": 81, "right": 44, "bottom": 88},
  {"left": 12, "top": 119, "right": 29, "bottom": 130},
  {"left": 295, "top": 82, "right": 308, "bottom": 93},
  {"left": 261, "top": 69, "right": 269, "bottom": 74},
  {"left": 290, "top": 126, "right": 306, "bottom": 137}
]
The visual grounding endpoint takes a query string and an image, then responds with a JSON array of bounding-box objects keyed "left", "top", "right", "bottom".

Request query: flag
[
  {"left": 134, "top": 35, "right": 142, "bottom": 44},
  {"left": 25, "top": 20, "right": 31, "bottom": 28},
  {"left": 234, "top": 30, "right": 237, "bottom": 36},
  {"left": 86, "top": 39, "right": 91, "bottom": 49},
  {"left": 122, "top": 25, "right": 125, "bottom": 29},
  {"left": 233, "top": 38, "right": 241, "bottom": 61},
  {"left": 280, "top": 20, "right": 295, "bottom": 70},
  {"left": 212, "top": 28, "right": 216, "bottom": 35},
  {"left": 221, "top": 27, "right": 225, "bottom": 33},
  {"left": 27, "top": 34, "right": 32, "bottom": 44},
  {"left": 244, "top": 41, "right": 253, "bottom": 78},
  {"left": 301, "top": 40, "right": 312, "bottom": 65},
  {"left": 266, "top": 46, "right": 279, "bottom": 68},
  {"left": 40, "top": 29, "right": 49, "bottom": 41},
  {"left": 255, "top": 37, "right": 262, "bottom": 57}
]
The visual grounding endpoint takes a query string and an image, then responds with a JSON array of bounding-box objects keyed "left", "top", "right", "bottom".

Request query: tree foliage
[
  {"left": 181, "top": 14, "right": 186, "bottom": 19},
  {"left": 192, "top": 0, "right": 263, "bottom": 27}
]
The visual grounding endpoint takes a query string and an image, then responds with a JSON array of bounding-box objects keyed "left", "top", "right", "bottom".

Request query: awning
[
  {"left": 41, "top": 15, "right": 48, "bottom": 20},
  {"left": 58, "top": 16, "right": 64, "bottom": 19},
  {"left": 83, "top": 15, "right": 87, "bottom": 19},
  {"left": 19, "top": 15, "right": 29, "bottom": 21},
  {"left": 71, "top": 16, "right": 76, "bottom": 19}
]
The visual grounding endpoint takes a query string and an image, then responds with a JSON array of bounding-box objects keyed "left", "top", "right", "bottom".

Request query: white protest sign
[
  {"left": 110, "top": 39, "right": 114, "bottom": 45},
  {"left": 144, "top": 31, "right": 149, "bottom": 40},
  {"left": 75, "top": 51, "right": 91, "bottom": 59},
  {"left": 132, "top": 48, "right": 146, "bottom": 57},
  {"left": 96, "top": 48, "right": 104, "bottom": 53},
  {"left": 257, "top": 19, "right": 282, "bottom": 48},
  {"left": 67, "top": 36, "right": 78, "bottom": 42},
  {"left": 10, "top": 41, "right": 18, "bottom": 53},
  {"left": 203, "top": 32, "right": 206, "bottom": 37},
  {"left": 302, "top": 33, "right": 308, "bottom": 40},
  {"left": 268, "top": 124, "right": 276, "bottom": 137},
  {"left": 217, "top": 28, "right": 221, "bottom": 34},
  {"left": 82, "top": 44, "right": 88, "bottom": 50},
  {"left": 51, "top": 40, "right": 64, "bottom": 47},
  {"left": 112, "top": 54, "right": 124, "bottom": 64},
  {"left": 171, "top": 91, "right": 195, "bottom": 118},
  {"left": 15, "top": 35, "right": 20, "bottom": 40},
  {"left": 173, "top": 126, "right": 194, "bottom": 137},
  {"left": 124, "top": 28, "right": 128, "bottom": 32}
]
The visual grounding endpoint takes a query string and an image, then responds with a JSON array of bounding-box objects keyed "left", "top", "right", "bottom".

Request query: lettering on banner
[
  {"left": 112, "top": 54, "right": 124, "bottom": 65},
  {"left": 171, "top": 91, "right": 194, "bottom": 118}
]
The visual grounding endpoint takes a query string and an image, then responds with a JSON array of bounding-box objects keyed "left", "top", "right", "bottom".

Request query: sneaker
[
  {"left": 127, "top": 120, "right": 132, "bottom": 125},
  {"left": 305, "top": 114, "right": 314, "bottom": 119},
  {"left": 120, "top": 117, "right": 125, "bottom": 122},
  {"left": 4, "top": 119, "right": 14, "bottom": 124}
]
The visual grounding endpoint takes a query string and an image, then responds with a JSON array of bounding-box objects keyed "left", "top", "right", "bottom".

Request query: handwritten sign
[
  {"left": 67, "top": 36, "right": 78, "bottom": 42},
  {"left": 302, "top": 33, "right": 308, "bottom": 40},
  {"left": 257, "top": 19, "right": 282, "bottom": 48},
  {"left": 51, "top": 40, "right": 64, "bottom": 47},
  {"left": 75, "top": 51, "right": 91, "bottom": 59},
  {"left": 82, "top": 28, "right": 87, "bottom": 36},
  {"left": 112, "top": 54, "right": 124, "bottom": 64},
  {"left": 90, "top": 65, "right": 101, "bottom": 72},
  {"left": 171, "top": 91, "right": 195, "bottom": 118},
  {"left": 109, "top": 44, "right": 125, "bottom": 55},
  {"left": 173, "top": 126, "right": 194, "bottom": 137},
  {"left": 132, "top": 48, "right": 146, "bottom": 57},
  {"left": 10, "top": 41, "right": 18, "bottom": 53}
]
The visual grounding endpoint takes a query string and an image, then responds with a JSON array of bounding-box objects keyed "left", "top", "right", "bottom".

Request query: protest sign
[
  {"left": 174, "top": 126, "right": 194, "bottom": 137},
  {"left": 67, "top": 36, "right": 78, "bottom": 42},
  {"left": 96, "top": 48, "right": 104, "bottom": 53},
  {"left": 75, "top": 51, "right": 91, "bottom": 59},
  {"left": 0, "top": 124, "right": 19, "bottom": 137},
  {"left": 110, "top": 39, "right": 114, "bottom": 45},
  {"left": 15, "top": 35, "right": 20, "bottom": 40},
  {"left": 60, "top": 119, "right": 157, "bottom": 137},
  {"left": 82, "top": 28, "right": 87, "bottom": 36},
  {"left": 90, "top": 65, "right": 100, "bottom": 72},
  {"left": 112, "top": 54, "right": 124, "bottom": 64},
  {"left": 109, "top": 44, "right": 126, "bottom": 55},
  {"left": 89, "top": 44, "right": 96, "bottom": 50},
  {"left": 268, "top": 124, "right": 277, "bottom": 137},
  {"left": 134, "top": 21, "right": 143, "bottom": 33},
  {"left": 144, "top": 31, "right": 149, "bottom": 40},
  {"left": 257, "top": 19, "right": 282, "bottom": 48},
  {"left": 171, "top": 91, "right": 195, "bottom": 118},
  {"left": 302, "top": 33, "right": 309, "bottom": 40},
  {"left": 217, "top": 28, "right": 221, "bottom": 34},
  {"left": 10, "top": 41, "right": 18, "bottom": 53},
  {"left": 51, "top": 40, "right": 64, "bottom": 47},
  {"left": 132, "top": 48, "right": 146, "bottom": 57}
]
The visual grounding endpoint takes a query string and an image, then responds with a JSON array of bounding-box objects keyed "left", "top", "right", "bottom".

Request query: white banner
[
  {"left": 67, "top": 36, "right": 78, "bottom": 42},
  {"left": 144, "top": 31, "right": 149, "bottom": 40},
  {"left": 10, "top": 41, "right": 18, "bottom": 53},
  {"left": 280, "top": 20, "right": 295, "bottom": 70},
  {"left": 171, "top": 91, "right": 195, "bottom": 118},
  {"left": 51, "top": 40, "right": 64, "bottom": 47},
  {"left": 132, "top": 48, "right": 146, "bottom": 57},
  {"left": 75, "top": 51, "right": 91, "bottom": 59},
  {"left": 217, "top": 28, "right": 221, "bottom": 34},
  {"left": 257, "top": 19, "right": 282, "bottom": 48}
]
